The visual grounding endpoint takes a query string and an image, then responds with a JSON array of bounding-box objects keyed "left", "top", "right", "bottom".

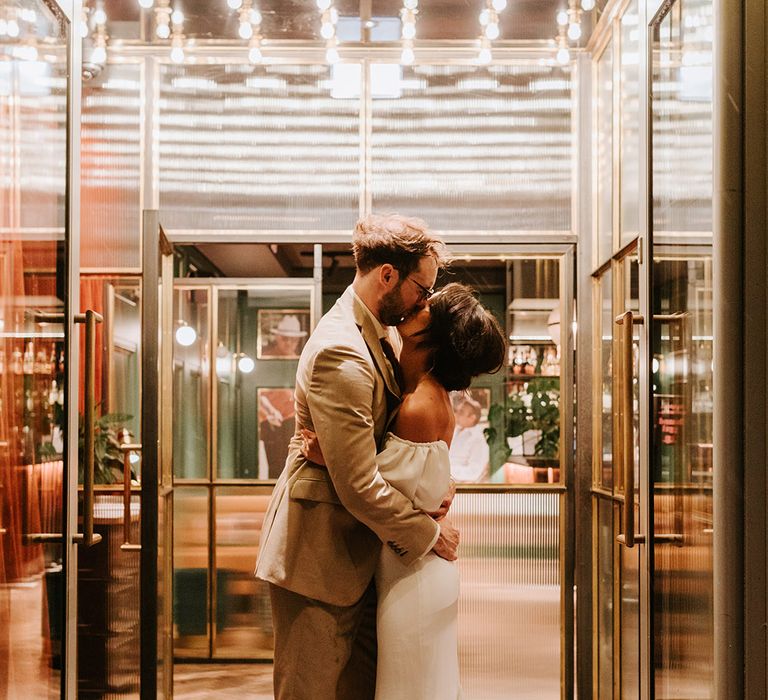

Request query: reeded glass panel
[
  {"left": 453, "top": 492, "right": 561, "bottom": 699},
  {"left": 596, "top": 497, "right": 614, "bottom": 700},
  {"left": 371, "top": 64, "right": 572, "bottom": 231},
  {"left": 81, "top": 63, "right": 142, "bottom": 269},
  {"left": 492, "top": 259, "right": 563, "bottom": 485},
  {"left": 79, "top": 493, "right": 141, "bottom": 696},
  {"left": 596, "top": 40, "right": 614, "bottom": 264},
  {"left": 216, "top": 286, "right": 312, "bottom": 480},
  {"left": 0, "top": 5, "right": 68, "bottom": 697},
  {"left": 620, "top": 2, "right": 640, "bottom": 245},
  {"left": 597, "top": 268, "right": 613, "bottom": 488},
  {"left": 158, "top": 63, "right": 360, "bottom": 231},
  {"left": 173, "top": 486, "right": 210, "bottom": 657},
  {"left": 174, "top": 286, "right": 210, "bottom": 480},
  {"left": 652, "top": 0, "right": 713, "bottom": 235},
  {"left": 213, "top": 486, "right": 274, "bottom": 659}
]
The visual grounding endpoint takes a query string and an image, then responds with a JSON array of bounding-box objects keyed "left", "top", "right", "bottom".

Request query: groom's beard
[{"left": 379, "top": 284, "right": 411, "bottom": 326}]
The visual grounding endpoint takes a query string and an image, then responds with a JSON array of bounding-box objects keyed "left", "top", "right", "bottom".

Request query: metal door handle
[
  {"left": 25, "top": 310, "right": 104, "bottom": 546},
  {"left": 615, "top": 310, "right": 645, "bottom": 548},
  {"left": 119, "top": 443, "right": 142, "bottom": 552}
]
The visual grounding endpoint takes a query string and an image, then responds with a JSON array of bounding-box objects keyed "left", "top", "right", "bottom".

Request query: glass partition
[
  {"left": 158, "top": 63, "right": 360, "bottom": 231},
  {"left": 371, "top": 64, "right": 573, "bottom": 232},
  {"left": 595, "top": 39, "right": 614, "bottom": 265},
  {"left": 173, "top": 286, "right": 210, "bottom": 480},
  {"left": 213, "top": 486, "right": 273, "bottom": 659},
  {"left": 81, "top": 63, "right": 142, "bottom": 270},
  {"left": 619, "top": 1, "right": 640, "bottom": 246},
  {"left": 0, "top": 6, "right": 68, "bottom": 695},
  {"left": 215, "top": 284, "right": 313, "bottom": 480},
  {"left": 650, "top": 0, "right": 714, "bottom": 695},
  {"left": 173, "top": 486, "right": 210, "bottom": 657},
  {"left": 454, "top": 492, "right": 561, "bottom": 698}
]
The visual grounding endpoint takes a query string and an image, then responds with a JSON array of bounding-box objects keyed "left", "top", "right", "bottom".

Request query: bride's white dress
[{"left": 374, "top": 433, "right": 462, "bottom": 700}]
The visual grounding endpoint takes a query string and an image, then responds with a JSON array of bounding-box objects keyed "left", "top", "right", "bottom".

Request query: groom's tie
[{"left": 380, "top": 337, "right": 405, "bottom": 394}]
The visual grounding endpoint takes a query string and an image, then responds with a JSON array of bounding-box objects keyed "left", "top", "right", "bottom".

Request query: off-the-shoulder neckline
[{"left": 385, "top": 431, "right": 449, "bottom": 450}]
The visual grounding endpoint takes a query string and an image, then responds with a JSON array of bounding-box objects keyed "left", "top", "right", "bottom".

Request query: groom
[{"left": 255, "top": 214, "right": 460, "bottom": 700}]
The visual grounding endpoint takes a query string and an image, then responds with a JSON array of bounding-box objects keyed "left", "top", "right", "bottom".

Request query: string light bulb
[
  {"left": 401, "top": 45, "right": 414, "bottom": 64},
  {"left": 567, "top": 22, "right": 581, "bottom": 40},
  {"left": 581, "top": 0, "right": 595, "bottom": 9},
  {"left": 138, "top": 0, "right": 155, "bottom": 8}
]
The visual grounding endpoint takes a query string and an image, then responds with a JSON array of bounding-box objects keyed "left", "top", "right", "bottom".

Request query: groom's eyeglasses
[{"left": 407, "top": 277, "right": 435, "bottom": 302}]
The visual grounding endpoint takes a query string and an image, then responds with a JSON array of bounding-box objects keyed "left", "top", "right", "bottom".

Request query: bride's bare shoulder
[{"left": 392, "top": 379, "right": 454, "bottom": 444}]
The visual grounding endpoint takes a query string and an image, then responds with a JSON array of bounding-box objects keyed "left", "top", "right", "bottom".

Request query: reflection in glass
[
  {"left": 651, "top": 256, "right": 713, "bottom": 698},
  {"left": 371, "top": 64, "right": 573, "bottom": 231},
  {"left": 651, "top": 8, "right": 714, "bottom": 691}
]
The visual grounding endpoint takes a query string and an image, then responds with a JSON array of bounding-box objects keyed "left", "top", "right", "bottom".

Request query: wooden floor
[{"left": 174, "top": 664, "right": 274, "bottom": 699}]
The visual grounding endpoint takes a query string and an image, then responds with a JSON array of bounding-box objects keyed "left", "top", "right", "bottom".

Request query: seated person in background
[{"left": 448, "top": 396, "right": 490, "bottom": 483}]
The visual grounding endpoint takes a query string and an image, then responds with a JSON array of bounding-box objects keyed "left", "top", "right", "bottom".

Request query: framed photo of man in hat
[{"left": 257, "top": 309, "right": 310, "bottom": 359}]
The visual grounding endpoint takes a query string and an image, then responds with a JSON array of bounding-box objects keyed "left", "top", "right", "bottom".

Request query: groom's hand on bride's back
[
  {"left": 427, "top": 477, "right": 456, "bottom": 520},
  {"left": 432, "top": 517, "right": 460, "bottom": 561}
]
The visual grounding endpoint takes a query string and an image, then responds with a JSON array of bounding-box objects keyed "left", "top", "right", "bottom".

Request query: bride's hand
[
  {"left": 427, "top": 477, "right": 456, "bottom": 520},
  {"left": 300, "top": 429, "right": 326, "bottom": 466}
]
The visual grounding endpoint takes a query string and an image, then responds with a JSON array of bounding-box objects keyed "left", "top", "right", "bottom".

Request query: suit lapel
[{"left": 349, "top": 289, "right": 401, "bottom": 401}]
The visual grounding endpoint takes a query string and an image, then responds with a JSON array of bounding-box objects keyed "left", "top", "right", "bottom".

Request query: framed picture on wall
[
  {"left": 257, "top": 387, "right": 296, "bottom": 479},
  {"left": 448, "top": 388, "right": 491, "bottom": 483},
  {"left": 256, "top": 309, "right": 310, "bottom": 359}
]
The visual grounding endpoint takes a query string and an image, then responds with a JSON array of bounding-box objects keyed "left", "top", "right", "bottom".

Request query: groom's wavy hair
[
  {"left": 415, "top": 283, "right": 507, "bottom": 392},
  {"left": 352, "top": 214, "right": 449, "bottom": 278}
]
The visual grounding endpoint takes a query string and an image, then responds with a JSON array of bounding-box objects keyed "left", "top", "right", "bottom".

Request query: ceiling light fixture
[
  {"left": 320, "top": 0, "right": 340, "bottom": 64},
  {"left": 477, "top": 0, "right": 506, "bottom": 64},
  {"left": 169, "top": 3, "right": 186, "bottom": 63},
  {"left": 399, "top": 1, "right": 418, "bottom": 66},
  {"left": 154, "top": 0, "right": 172, "bottom": 39}
]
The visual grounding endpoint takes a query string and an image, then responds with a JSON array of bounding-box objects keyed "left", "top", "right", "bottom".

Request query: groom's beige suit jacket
[{"left": 255, "top": 286, "right": 440, "bottom": 607}]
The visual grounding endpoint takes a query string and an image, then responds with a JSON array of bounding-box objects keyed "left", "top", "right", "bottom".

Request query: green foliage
[
  {"left": 78, "top": 410, "right": 135, "bottom": 484},
  {"left": 485, "top": 377, "right": 561, "bottom": 472}
]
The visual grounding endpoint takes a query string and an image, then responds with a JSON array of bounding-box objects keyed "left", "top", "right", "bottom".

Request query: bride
[{"left": 303, "top": 282, "right": 506, "bottom": 699}]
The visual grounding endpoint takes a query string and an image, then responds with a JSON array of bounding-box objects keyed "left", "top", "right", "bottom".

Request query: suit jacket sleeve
[{"left": 306, "top": 344, "right": 440, "bottom": 565}]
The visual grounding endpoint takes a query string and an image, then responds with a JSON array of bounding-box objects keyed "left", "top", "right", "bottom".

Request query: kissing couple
[{"left": 255, "top": 214, "right": 506, "bottom": 699}]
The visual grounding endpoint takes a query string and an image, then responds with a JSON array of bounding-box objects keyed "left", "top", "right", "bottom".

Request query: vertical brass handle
[
  {"left": 119, "top": 443, "right": 142, "bottom": 552},
  {"left": 616, "top": 311, "right": 645, "bottom": 547},
  {"left": 75, "top": 310, "right": 103, "bottom": 547}
]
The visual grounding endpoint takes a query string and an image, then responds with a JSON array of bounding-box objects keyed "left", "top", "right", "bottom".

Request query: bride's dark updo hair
[{"left": 418, "top": 283, "right": 507, "bottom": 391}]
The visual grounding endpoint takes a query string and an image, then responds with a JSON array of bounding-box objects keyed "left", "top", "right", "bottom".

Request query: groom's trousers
[{"left": 269, "top": 579, "right": 377, "bottom": 700}]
